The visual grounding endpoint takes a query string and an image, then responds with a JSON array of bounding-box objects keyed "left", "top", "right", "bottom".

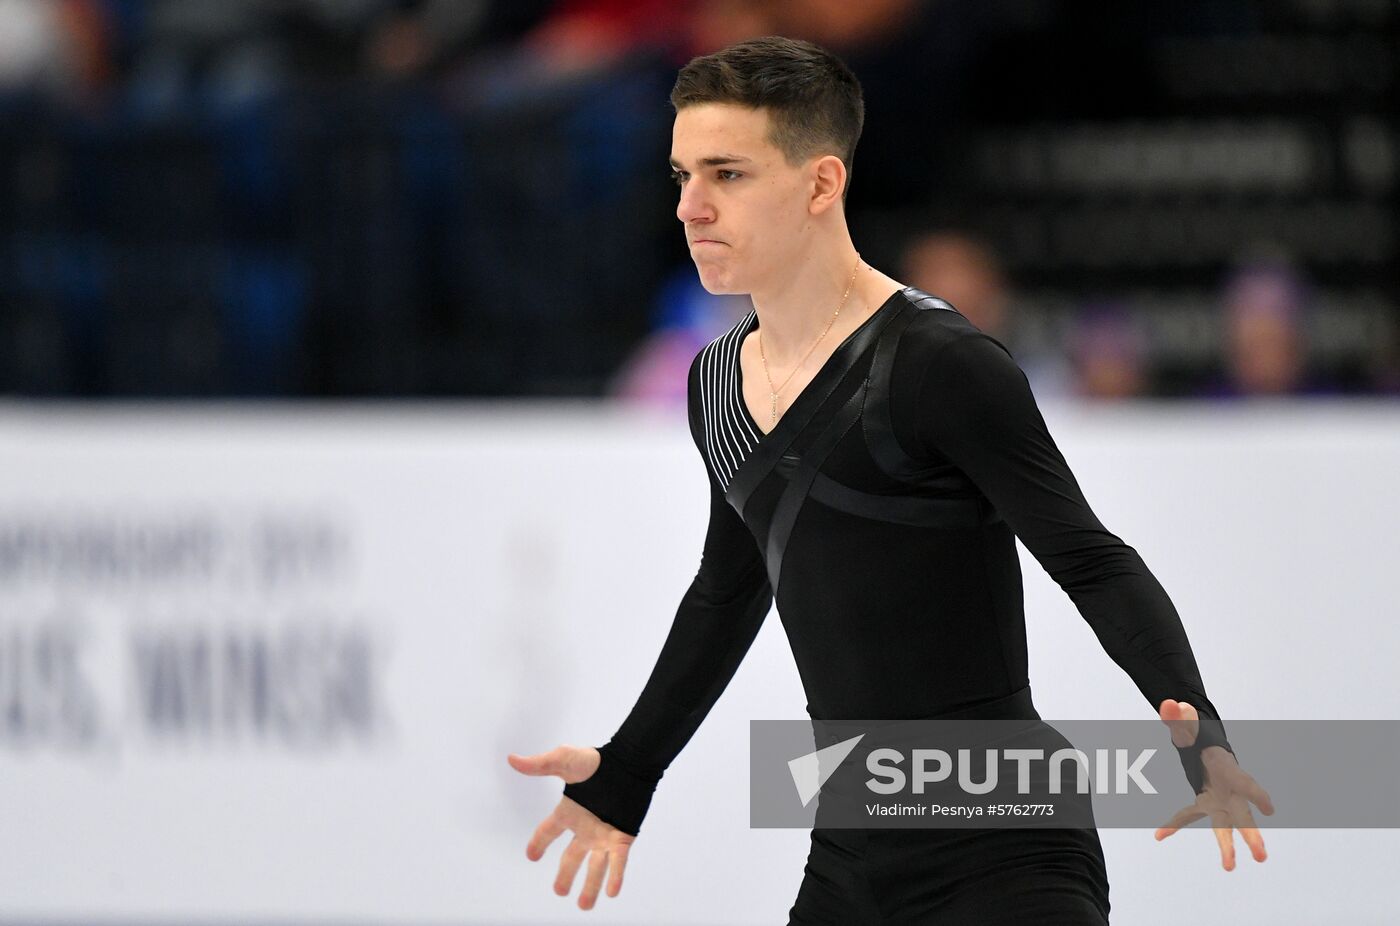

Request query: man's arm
[
  {"left": 908, "top": 331, "right": 1233, "bottom": 793},
  {"left": 562, "top": 353, "right": 774, "bottom": 835}
]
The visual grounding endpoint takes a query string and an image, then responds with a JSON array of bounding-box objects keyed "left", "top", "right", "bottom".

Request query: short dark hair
[{"left": 670, "top": 36, "right": 865, "bottom": 202}]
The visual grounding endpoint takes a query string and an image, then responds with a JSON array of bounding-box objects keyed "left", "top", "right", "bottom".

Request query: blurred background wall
[{"left": 2, "top": 1, "right": 1399, "bottom": 925}]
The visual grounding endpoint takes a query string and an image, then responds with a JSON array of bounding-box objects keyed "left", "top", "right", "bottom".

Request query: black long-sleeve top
[{"left": 563, "top": 286, "right": 1233, "bottom": 836}]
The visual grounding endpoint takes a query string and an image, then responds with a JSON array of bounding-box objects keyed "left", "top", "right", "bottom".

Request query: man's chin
[{"left": 694, "top": 269, "right": 746, "bottom": 297}]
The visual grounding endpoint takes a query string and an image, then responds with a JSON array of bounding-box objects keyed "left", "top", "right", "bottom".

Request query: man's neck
[{"left": 748, "top": 239, "right": 904, "bottom": 363}]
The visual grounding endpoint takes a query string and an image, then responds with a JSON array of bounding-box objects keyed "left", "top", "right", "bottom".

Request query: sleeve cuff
[
  {"left": 561, "top": 741, "right": 662, "bottom": 837},
  {"left": 1173, "top": 712, "right": 1235, "bottom": 794}
]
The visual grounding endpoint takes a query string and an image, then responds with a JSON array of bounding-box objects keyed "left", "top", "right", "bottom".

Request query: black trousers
[
  {"left": 788, "top": 686, "right": 1111, "bottom": 923},
  {"left": 786, "top": 824, "right": 1111, "bottom": 925}
]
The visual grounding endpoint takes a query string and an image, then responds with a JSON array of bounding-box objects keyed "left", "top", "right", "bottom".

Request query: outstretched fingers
[
  {"left": 606, "top": 842, "right": 630, "bottom": 897},
  {"left": 1210, "top": 808, "right": 1236, "bottom": 871},
  {"left": 527, "top": 812, "right": 567, "bottom": 862},
  {"left": 578, "top": 849, "right": 609, "bottom": 910},
  {"left": 1154, "top": 802, "right": 1206, "bottom": 840},
  {"left": 554, "top": 836, "right": 589, "bottom": 896},
  {"left": 1230, "top": 794, "right": 1268, "bottom": 862},
  {"left": 1245, "top": 777, "right": 1275, "bottom": 816}
]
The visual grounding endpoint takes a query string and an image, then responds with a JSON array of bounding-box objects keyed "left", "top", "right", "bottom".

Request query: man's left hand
[{"left": 1153, "top": 698, "right": 1275, "bottom": 871}]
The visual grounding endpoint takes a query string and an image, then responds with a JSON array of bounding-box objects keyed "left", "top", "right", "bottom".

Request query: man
[{"left": 509, "top": 36, "right": 1271, "bottom": 921}]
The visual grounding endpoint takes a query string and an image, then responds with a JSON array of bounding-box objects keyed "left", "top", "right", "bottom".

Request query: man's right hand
[{"left": 507, "top": 745, "right": 636, "bottom": 910}]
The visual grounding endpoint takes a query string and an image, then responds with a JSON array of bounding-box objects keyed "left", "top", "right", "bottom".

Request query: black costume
[{"left": 564, "top": 286, "right": 1233, "bottom": 923}]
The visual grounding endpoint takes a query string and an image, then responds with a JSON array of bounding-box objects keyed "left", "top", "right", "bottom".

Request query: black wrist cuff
[
  {"left": 561, "top": 741, "right": 661, "bottom": 837},
  {"left": 1174, "top": 713, "right": 1234, "bottom": 794}
]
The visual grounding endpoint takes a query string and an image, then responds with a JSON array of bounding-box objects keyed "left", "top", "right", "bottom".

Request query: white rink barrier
[{"left": 0, "top": 399, "right": 1396, "bottom": 926}]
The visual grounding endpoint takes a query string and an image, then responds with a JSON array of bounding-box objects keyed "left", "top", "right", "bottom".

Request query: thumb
[
  {"left": 507, "top": 745, "right": 573, "bottom": 778},
  {"left": 1158, "top": 699, "right": 1199, "bottom": 748}
]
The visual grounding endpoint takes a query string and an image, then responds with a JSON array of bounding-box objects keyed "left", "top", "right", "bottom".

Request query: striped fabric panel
[
  {"left": 696, "top": 310, "right": 763, "bottom": 491},
  {"left": 692, "top": 288, "right": 955, "bottom": 492}
]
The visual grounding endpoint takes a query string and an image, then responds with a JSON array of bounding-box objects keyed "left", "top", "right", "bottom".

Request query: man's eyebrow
[{"left": 668, "top": 154, "right": 753, "bottom": 169}]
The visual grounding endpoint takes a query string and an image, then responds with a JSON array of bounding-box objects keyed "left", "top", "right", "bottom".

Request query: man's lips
[{"left": 690, "top": 238, "right": 726, "bottom": 245}]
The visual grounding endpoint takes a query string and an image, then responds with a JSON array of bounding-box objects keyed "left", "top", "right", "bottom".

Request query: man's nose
[{"left": 676, "top": 180, "right": 713, "bottom": 225}]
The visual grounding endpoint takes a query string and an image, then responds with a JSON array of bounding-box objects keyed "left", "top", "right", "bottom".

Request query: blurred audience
[
  {"left": 608, "top": 266, "right": 752, "bottom": 408},
  {"left": 1068, "top": 304, "right": 1148, "bottom": 400},
  {"left": 1224, "top": 258, "right": 1307, "bottom": 395},
  {"left": 899, "top": 228, "right": 1073, "bottom": 399},
  {"left": 126, "top": 0, "right": 372, "bottom": 105},
  {"left": 0, "top": 2, "right": 1393, "bottom": 401},
  {"left": 0, "top": 0, "right": 114, "bottom": 104},
  {"left": 364, "top": 1, "right": 495, "bottom": 78},
  {"left": 1199, "top": 257, "right": 1336, "bottom": 398},
  {"left": 754, "top": 0, "right": 920, "bottom": 53},
  {"left": 900, "top": 230, "right": 1008, "bottom": 338},
  {"left": 520, "top": 0, "right": 692, "bottom": 74}
]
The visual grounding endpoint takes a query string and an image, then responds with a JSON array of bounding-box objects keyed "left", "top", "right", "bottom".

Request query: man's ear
[{"left": 808, "top": 154, "right": 848, "bottom": 215}]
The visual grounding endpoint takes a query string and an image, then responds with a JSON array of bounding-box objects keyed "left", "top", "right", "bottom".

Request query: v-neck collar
[
  {"left": 735, "top": 286, "right": 911, "bottom": 441},
  {"left": 723, "top": 286, "right": 911, "bottom": 519}
]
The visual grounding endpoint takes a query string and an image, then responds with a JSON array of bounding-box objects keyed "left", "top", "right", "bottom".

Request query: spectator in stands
[
  {"left": 1068, "top": 302, "right": 1148, "bottom": 400},
  {"left": 1225, "top": 259, "right": 1308, "bottom": 396},
  {"left": 899, "top": 228, "right": 1072, "bottom": 398},
  {"left": 1200, "top": 257, "right": 1327, "bottom": 398},
  {"left": 900, "top": 229, "right": 1008, "bottom": 337}
]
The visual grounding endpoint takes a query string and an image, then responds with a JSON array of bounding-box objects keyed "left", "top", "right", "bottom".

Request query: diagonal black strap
[
  {"left": 863, "top": 305, "right": 926, "bottom": 481},
  {"left": 857, "top": 287, "right": 1007, "bottom": 529},
  {"left": 763, "top": 378, "right": 870, "bottom": 595},
  {"left": 863, "top": 288, "right": 961, "bottom": 481},
  {"left": 724, "top": 297, "right": 904, "bottom": 521}
]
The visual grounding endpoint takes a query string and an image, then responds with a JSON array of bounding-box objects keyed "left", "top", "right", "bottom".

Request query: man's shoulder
[{"left": 894, "top": 286, "right": 1014, "bottom": 364}]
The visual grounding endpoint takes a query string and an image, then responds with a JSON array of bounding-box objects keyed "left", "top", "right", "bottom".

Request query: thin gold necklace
[{"left": 759, "top": 254, "right": 862, "bottom": 426}]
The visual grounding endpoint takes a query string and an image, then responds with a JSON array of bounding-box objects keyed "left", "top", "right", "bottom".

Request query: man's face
[{"left": 670, "top": 103, "right": 813, "bottom": 295}]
